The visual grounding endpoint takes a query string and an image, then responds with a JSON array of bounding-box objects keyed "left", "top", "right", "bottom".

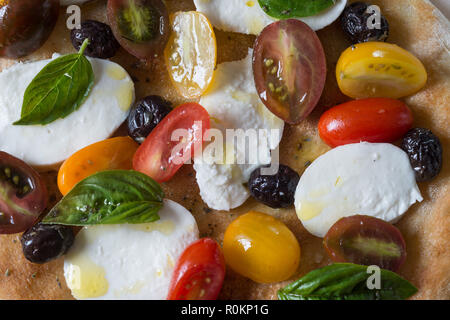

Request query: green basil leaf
[
  {"left": 258, "top": 0, "right": 335, "bottom": 19},
  {"left": 278, "top": 263, "right": 418, "bottom": 300},
  {"left": 13, "top": 39, "right": 94, "bottom": 126},
  {"left": 42, "top": 170, "right": 165, "bottom": 226}
]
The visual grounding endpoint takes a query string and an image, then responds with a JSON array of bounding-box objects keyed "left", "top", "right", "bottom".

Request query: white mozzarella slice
[
  {"left": 294, "top": 142, "right": 423, "bottom": 238},
  {"left": 64, "top": 199, "right": 199, "bottom": 300},
  {"left": 60, "top": 0, "right": 90, "bottom": 6},
  {"left": 193, "top": 49, "right": 284, "bottom": 211},
  {"left": 299, "top": 0, "right": 348, "bottom": 31},
  {"left": 0, "top": 54, "right": 134, "bottom": 168},
  {"left": 194, "top": 0, "right": 347, "bottom": 35}
]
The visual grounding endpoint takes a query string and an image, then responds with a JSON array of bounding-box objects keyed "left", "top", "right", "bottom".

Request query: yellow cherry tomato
[
  {"left": 223, "top": 211, "right": 301, "bottom": 284},
  {"left": 58, "top": 137, "right": 139, "bottom": 196},
  {"left": 164, "top": 11, "right": 217, "bottom": 99},
  {"left": 336, "top": 42, "right": 427, "bottom": 99}
]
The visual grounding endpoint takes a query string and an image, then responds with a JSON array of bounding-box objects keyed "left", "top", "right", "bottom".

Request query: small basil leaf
[
  {"left": 42, "top": 170, "right": 165, "bottom": 226},
  {"left": 258, "top": 0, "right": 335, "bottom": 19},
  {"left": 13, "top": 39, "right": 94, "bottom": 126},
  {"left": 278, "top": 263, "right": 418, "bottom": 300}
]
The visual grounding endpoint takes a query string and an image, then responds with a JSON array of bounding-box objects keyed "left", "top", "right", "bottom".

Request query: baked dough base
[{"left": 0, "top": 0, "right": 448, "bottom": 300}]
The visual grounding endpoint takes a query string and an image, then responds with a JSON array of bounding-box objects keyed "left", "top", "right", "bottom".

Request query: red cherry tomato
[
  {"left": 0, "top": 152, "right": 48, "bottom": 234},
  {"left": 133, "top": 102, "right": 210, "bottom": 183},
  {"left": 253, "top": 19, "right": 326, "bottom": 124},
  {"left": 323, "top": 215, "right": 407, "bottom": 272},
  {"left": 318, "top": 98, "right": 413, "bottom": 147},
  {"left": 167, "top": 238, "right": 226, "bottom": 300}
]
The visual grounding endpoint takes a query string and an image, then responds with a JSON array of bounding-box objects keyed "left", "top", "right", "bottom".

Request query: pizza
[{"left": 0, "top": 0, "right": 448, "bottom": 300}]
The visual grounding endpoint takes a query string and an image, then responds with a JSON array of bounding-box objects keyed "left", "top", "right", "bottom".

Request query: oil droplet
[
  {"left": 106, "top": 65, "right": 127, "bottom": 80},
  {"left": 246, "top": 1, "right": 255, "bottom": 7},
  {"left": 65, "top": 255, "right": 109, "bottom": 299},
  {"left": 115, "top": 80, "right": 134, "bottom": 111},
  {"left": 248, "top": 17, "right": 264, "bottom": 34},
  {"left": 294, "top": 136, "right": 330, "bottom": 174},
  {"left": 130, "top": 220, "right": 175, "bottom": 235},
  {"left": 296, "top": 199, "right": 325, "bottom": 221},
  {"left": 114, "top": 280, "right": 146, "bottom": 297},
  {"left": 167, "top": 254, "right": 175, "bottom": 268}
]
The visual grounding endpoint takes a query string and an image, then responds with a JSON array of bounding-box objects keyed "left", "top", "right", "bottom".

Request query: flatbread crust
[{"left": 0, "top": 0, "right": 448, "bottom": 300}]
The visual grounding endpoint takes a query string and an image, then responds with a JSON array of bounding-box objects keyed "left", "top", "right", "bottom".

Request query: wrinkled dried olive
[
  {"left": 127, "top": 95, "right": 173, "bottom": 143},
  {"left": 248, "top": 164, "right": 300, "bottom": 208},
  {"left": 341, "top": 2, "right": 389, "bottom": 43},
  {"left": 71, "top": 20, "right": 120, "bottom": 59},
  {"left": 401, "top": 128, "right": 442, "bottom": 182}
]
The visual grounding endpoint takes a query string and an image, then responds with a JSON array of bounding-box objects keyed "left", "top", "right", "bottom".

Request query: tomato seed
[{"left": 264, "top": 58, "right": 274, "bottom": 67}]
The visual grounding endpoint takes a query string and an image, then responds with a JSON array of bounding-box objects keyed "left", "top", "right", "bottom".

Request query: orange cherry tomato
[
  {"left": 58, "top": 136, "right": 139, "bottom": 195},
  {"left": 318, "top": 98, "right": 413, "bottom": 148},
  {"left": 223, "top": 211, "right": 301, "bottom": 284},
  {"left": 167, "top": 238, "right": 225, "bottom": 300}
]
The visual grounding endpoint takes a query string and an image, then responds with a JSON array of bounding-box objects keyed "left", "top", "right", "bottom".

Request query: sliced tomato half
[
  {"left": 323, "top": 215, "right": 407, "bottom": 272},
  {"left": 133, "top": 102, "right": 210, "bottom": 183},
  {"left": 253, "top": 19, "right": 327, "bottom": 124},
  {"left": 167, "top": 238, "right": 226, "bottom": 300},
  {"left": 0, "top": 151, "right": 48, "bottom": 234}
]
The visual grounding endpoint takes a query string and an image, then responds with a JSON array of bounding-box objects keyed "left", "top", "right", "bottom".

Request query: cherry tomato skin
[
  {"left": 167, "top": 238, "right": 226, "bottom": 300},
  {"left": 323, "top": 215, "right": 407, "bottom": 272},
  {"left": 253, "top": 19, "right": 326, "bottom": 124},
  {"left": 58, "top": 136, "right": 139, "bottom": 196},
  {"left": 0, "top": 0, "right": 59, "bottom": 58},
  {"left": 107, "top": 0, "right": 169, "bottom": 60},
  {"left": 336, "top": 42, "right": 427, "bottom": 99},
  {"left": 318, "top": 98, "right": 413, "bottom": 147},
  {"left": 223, "top": 211, "right": 301, "bottom": 283},
  {"left": 133, "top": 103, "right": 210, "bottom": 183},
  {"left": 0, "top": 152, "right": 48, "bottom": 234}
]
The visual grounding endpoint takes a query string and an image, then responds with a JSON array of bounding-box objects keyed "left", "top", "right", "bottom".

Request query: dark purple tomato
[
  {"left": 253, "top": 19, "right": 326, "bottom": 124},
  {"left": 0, "top": 152, "right": 48, "bottom": 234},
  {"left": 0, "top": 0, "right": 59, "bottom": 58},
  {"left": 107, "top": 0, "right": 169, "bottom": 60},
  {"left": 323, "top": 215, "right": 407, "bottom": 272}
]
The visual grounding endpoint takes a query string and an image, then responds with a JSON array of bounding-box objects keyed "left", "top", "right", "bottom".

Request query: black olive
[
  {"left": 21, "top": 223, "right": 74, "bottom": 264},
  {"left": 341, "top": 2, "right": 389, "bottom": 43},
  {"left": 71, "top": 20, "right": 120, "bottom": 59},
  {"left": 127, "top": 95, "right": 173, "bottom": 143},
  {"left": 401, "top": 128, "right": 443, "bottom": 182},
  {"left": 248, "top": 164, "right": 300, "bottom": 208}
]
